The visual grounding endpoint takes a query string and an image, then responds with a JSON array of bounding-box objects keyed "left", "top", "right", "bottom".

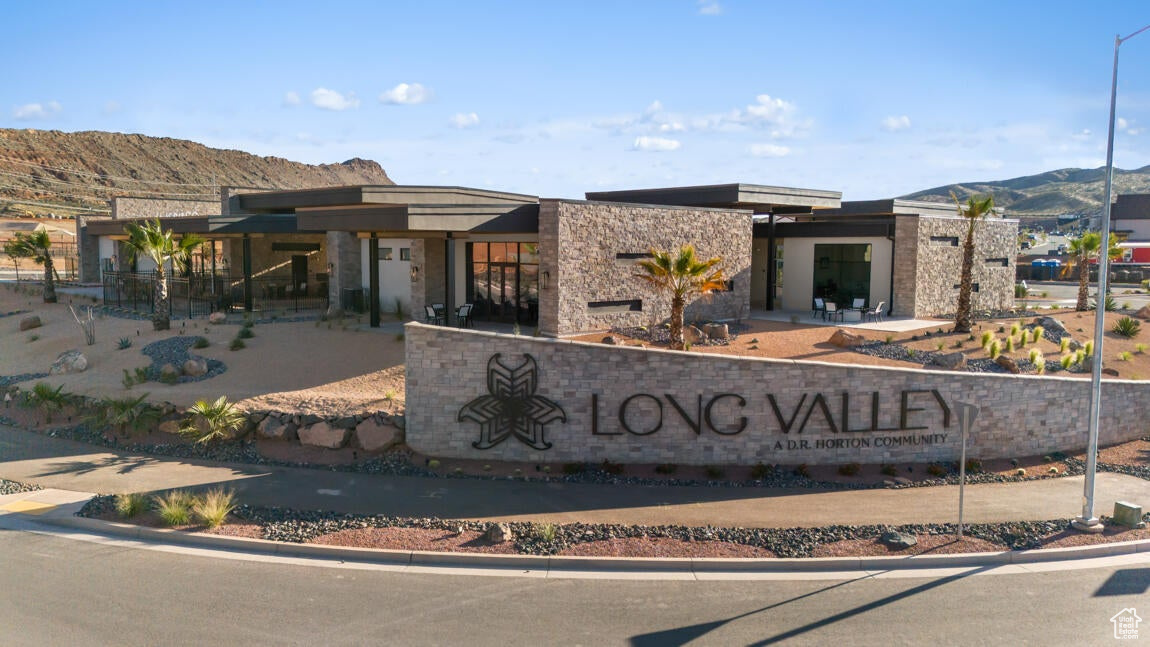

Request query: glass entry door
[{"left": 467, "top": 242, "right": 539, "bottom": 325}]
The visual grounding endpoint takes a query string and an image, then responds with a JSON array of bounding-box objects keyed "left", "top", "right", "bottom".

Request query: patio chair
[
  {"left": 424, "top": 304, "right": 444, "bottom": 325},
  {"left": 811, "top": 298, "right": 826, "bottom": 319},
  {"left": 863, "top": 301, "right": 886, "bottom": 323},
  {"left": 824, "top": 302, "right": 844, "bottom": 323},
  {"left": 851, "top": 297, "right": 866, "bottom": 311},
  {"left": 455, "top": 303, "right": 473, "bottom": 328}
]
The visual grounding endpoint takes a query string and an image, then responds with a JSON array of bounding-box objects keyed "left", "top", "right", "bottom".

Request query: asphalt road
[{"left": 1, "top": 527, "right": 1147, "bottom": 646}]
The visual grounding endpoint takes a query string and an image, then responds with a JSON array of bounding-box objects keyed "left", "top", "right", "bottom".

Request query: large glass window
[
  {"left": 813, "top": 244, "right": 871, "bottom": 306},
  {"left": 467, "top": 242, "right": 539, "bottom": 324}
]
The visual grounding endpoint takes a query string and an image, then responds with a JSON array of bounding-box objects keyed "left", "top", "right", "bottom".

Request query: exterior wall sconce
[
  {"left": 410, "top": 265, "right": 420, "bottom": 282},
  {"left": 540, "top": 271, "right": 549, "bottom": 290}
]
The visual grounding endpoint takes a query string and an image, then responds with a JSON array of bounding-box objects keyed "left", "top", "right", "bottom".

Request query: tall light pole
[{"left": 1073, "top": 24, "right": 1150, "bottom": 533}]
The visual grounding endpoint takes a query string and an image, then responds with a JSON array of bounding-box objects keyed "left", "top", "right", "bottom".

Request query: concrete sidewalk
[{"left": 2, "top": 425, "right": 1149, "bottom": 528}]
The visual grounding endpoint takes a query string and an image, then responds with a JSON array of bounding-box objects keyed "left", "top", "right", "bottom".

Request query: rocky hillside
[
  {"left": 0, "top": 129, "right": 392, "bottom": 217},
  {"left": 900, "top": 165, "right": 1150, "bottom": 217}
]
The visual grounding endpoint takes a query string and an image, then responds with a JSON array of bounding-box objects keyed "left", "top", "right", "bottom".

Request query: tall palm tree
[
  {"left": 122, "top": 219, "right": 205, "bottom": 330},
  {"left": 1068, "top": 231, "right": 1121, "bottom": 311},
  {"left": 635, "top": 245, "right": 725, "bottom": 350},
  {"left": 952, "top": 192, "right": 995, "bottom": 333},
  {"left": 8, "top": 230, "right": 57, "bottom": 303}
]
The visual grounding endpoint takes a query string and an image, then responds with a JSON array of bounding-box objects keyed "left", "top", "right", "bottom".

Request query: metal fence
[{"left": 102, "top": 271, "right": 329, "bottom": 319}]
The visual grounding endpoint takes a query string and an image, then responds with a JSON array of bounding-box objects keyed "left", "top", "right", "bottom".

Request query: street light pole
[{"left": 1073, "top": 24, "right": 1150, "bottom": 533}]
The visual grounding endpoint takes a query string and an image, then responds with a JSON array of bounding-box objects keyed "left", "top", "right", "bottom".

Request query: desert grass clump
[
  {"left": 1118, "top": 351, "right": 1132, "bottom": 362},
  {"left": 229, "top": 338, "right": 245, "bottom": 351},
  {"left": 1005, "top": 337, "right": 1016, "bottom": 353},
  {"left": 154, "top": 490, "right": 195, "bottom": 526},
  {"left": 1031, "top": 326, "right": 1044, "bottom": 343},
  {"left": 935, "top": 340, "right": 945, "bottom": 351},
  {"left": 193, "top": 487, "right": 237, "bottom": 529},
  {"left": 1060, "top": 337, "right": 1071, "bottom": 353},
  {"left": 192, "top": 336, "right": 210, "bottom": 349},
  {"left": 533, "top": 522, "right": 558, "bottom": 543},
  {"left": 1028, "top": 348, "right": 1042, "bottom": 364},
  {"left": 236, "top": 326, "right": 254, "bottom": 339},
  {"left": 989, "top": 340, "right": 1002, "bottom": 359},
  {"left": 980, "top": 331, "right": 994, "bottom": 349},
  {"left": 1009, "top": 322, "right": 1022, "bottom": 338},
  {"left": 1084, "top": 340, "right": 1094, "bottom": 356},
  {"left": 1138, "top": 343, "right": 1148, "bottom": 354},
  {"left": 114, "top": 492, "right": 150, "bottom": 519}
]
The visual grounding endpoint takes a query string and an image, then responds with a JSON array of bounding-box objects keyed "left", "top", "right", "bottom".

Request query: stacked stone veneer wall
[
  {"left": 405, "top": 323, "right": 1148, "bottom": 466},
  {"left": 111, "top": 197, "right": 218, "bottom": 220},
  {"left": 76, "top": 216, "right": 102, "bottom": 283},
  {"left": 892, "top": 214, "right": 1017, "bottom": 318},
  {"left": 410, "top": 239, "right": 445, "bottom": 321},
  {"left": 538, "top": 200, "right": 752, "bottom": 337}
]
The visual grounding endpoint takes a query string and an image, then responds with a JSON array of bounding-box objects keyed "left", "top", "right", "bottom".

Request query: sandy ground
[{"left": 0, "top": 284, "right": 404, "bottom": 415}]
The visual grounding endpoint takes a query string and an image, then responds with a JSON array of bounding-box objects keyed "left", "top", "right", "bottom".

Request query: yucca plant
[
  {"left": 154, "top": 490, "right": 195, "bottom": 526},
  {"left": 193, "top": 487, "right": 237, "bottom": 529},
  {"left": 179, "top": 396, "right": 246, "bottom": 444},
  {"left": 1113, "top": 316, "right": 1141, "bottom": 338}
]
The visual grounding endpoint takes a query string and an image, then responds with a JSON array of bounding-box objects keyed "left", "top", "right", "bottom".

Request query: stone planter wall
[
  {"left": 405, "top": 323, "right": 1149, "bottom": 466},
  {"left": 246, "top": 409, "right": 405, "bottom": 452}
]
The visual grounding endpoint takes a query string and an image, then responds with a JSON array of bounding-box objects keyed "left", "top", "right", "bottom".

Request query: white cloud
[
  {"left": 1118, "top": 117, "right": 1141, "bottom": 136},
  {"left": 749, "top": 143, "right": 791, "bottom": 157},
  {"left": 310, "top": 88, "right": 360, "bottom": 111},
  {"left": 449, "top": 112, "right": 480, "bottom": 128},
  {"left": 632, "top": 136, "right": 681, "bottom": 152},
  {"left": 12, "top": 100, "right": 61, "bottom": 120},
  {"left": 380, "top": 82, "right": 431, "bottom": 105},
  {"left": 881, "top": 115, "right": 911, "bottom": 132},
  {"left": 697, "top": 0, "right": 722, "bottom": 15},
  {"left": 283, "top": 91, "right": 301, "bottom": 106},
  {"left": 102, "top": 101, "right": 121, "bottom": 114}
]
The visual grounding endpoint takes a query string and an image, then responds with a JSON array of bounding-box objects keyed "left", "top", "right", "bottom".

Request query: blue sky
[{"left": 4, "top": 1, "right": 1150, "bottom": 201}]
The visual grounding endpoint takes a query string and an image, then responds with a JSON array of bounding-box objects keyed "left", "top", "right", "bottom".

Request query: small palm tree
[
  {"left": 179, "top": 396, "right": 246, "bottom": 444},
  {"left": 952, "top": 192, "right": 995, "bottom": 333},
  {"left": 3, "top": 238, "right": 23, "bottom": 281},
  {"left": 122, "top": 219, "right": 205, "bottom": 331},
  {"left": 1068, "top": 231, "right": 1121, "bottom": 311},
  {"left": 7, "top": 231, "right": 57, "bottom": 303},
  {"left": 22, "top": 382, "right": 73, "bottom": 424},
  {"left": 90, "top": 393, "right": 161, "bottom": 436},
  {"left": 635, "top": 245, "right": 725, "bottom": 350}
]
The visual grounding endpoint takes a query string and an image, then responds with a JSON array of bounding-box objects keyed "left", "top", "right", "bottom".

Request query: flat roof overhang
[
  {"left": 756, "top": 216, "right": 897, "bottom": 238},
  {"left": 584, "top": 183, "right": 842, "bottom": 214},
  {"left": 83, "top": 213, "right": 311, "bottom": 236},
  {"left": 295, "top": 203, "right": 540, "bottom": 234},
  {"left": 237, "top": 185, "right": 539, "bottom": 213},
  {"left": 828, "top": 199, "right": 962, "bottom": 218}
]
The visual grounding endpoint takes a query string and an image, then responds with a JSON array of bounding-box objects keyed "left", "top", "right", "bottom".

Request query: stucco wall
[
  {"left": 538, "top": 199, "right": 752, "bottom": 337},
  {"left": 405, "top": 324, "right": 1148, "bottom": 466}
]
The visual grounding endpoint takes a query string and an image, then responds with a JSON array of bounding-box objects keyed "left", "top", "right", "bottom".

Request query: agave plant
[{"left": 179, "top": 396, "right": 246, "bottom": 444}]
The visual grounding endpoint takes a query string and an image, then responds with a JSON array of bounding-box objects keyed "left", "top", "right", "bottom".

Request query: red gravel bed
[
  {"left": 308, "top": 527, "right": 519, "bottom": 554},
  {"left": 812, "top": 535, "right": 1004, "bottom": 557},
  {"left": 557, "top": 536, "right": 778, "bottom": 558}
]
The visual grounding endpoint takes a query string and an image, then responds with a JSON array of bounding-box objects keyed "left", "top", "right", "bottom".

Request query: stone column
[
  {"left": 891, "top": 215, "right": 919, "bottom": 317},
  {"left": 326, "top": 231, "right": 362, "bottom": 315},
  {"left": 76, "top": 216, "right": 101, "bottom": 284},
  {"left": 537, "top": 200, "right": 561, "bottom": 337}
]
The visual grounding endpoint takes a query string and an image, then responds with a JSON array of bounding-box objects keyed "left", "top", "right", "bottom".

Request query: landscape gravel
[
  {"left": 140, "top": 336, "right": 226, "bottom": 383},
  {"left": 0, "top": 477, "right": 41, "bottom": 495}
]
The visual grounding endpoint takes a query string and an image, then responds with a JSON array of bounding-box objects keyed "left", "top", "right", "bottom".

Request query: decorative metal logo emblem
[{"left": 459, "top": 353, "right": 566, "bottom": 450}]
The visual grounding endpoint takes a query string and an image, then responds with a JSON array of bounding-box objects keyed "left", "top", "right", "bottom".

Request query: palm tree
[
  {"left": 122, "top": 219, "right": 205, "bottom": 330},
  {"left": 180, "top": 396, "right": 247, "bottom": 444},
  {"left": 635, "top": 245, "right": 725, "bottom": 350},
  {"left": 2, "top": 238, "right": 22, "bottom": 281},
  {"left": 951, "top": 192, "right": 995, "bottom": 333},
  {"left": 7, "top": 231, "right": 57, "bottom": 302},
  {"left": 1068, "top": 231, "right": 1121, "bottom": 311}
]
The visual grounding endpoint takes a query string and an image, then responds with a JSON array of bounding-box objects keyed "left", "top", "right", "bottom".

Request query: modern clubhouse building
[{"left": 77, "top": 181, "right": 1020, "bottom": 334}]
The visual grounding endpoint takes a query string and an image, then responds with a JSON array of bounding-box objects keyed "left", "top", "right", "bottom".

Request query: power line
[
  {"left": 0, "top": 155, "right": 223, "bottom": 188},
  {"left": 0, "top": 169, "right": 218, "bottom": 199}
]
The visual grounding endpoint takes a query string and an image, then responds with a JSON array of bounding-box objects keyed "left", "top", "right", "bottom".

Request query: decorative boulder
[
  {"left": 703, "top": 323, "right": 729, "bottom": 341},
  {"left": 1036, "top": 316, "right": 1068, "bottom": 336},
  {"left": 258, "top": 416, "right": 297, "bottom": 441},
  {"left": 828, "top": 329, "right": 866, "bottom": 348},
  {"left": 484, "top": 522, "right": 514, "bottom": 544},
  {"left": 297, "top": 421, "right": 349, "bottom": 449},
  {"left": 208, "top": 312, "right": 227, "bottom": 324},
  {"left": 158, "top": 420, "right": 181, "bottom": 435},
  {"left": 160, "top": 363, "right": 180, "bottom": 380},
  {"left": 601, "top": 335, "right": 620, "bottom": 345},
  {"left": 928, "top": 352, "right": 967, "bottom": 370},
  {"left": 1135, "top": 305, "right": 1150, "bottom": 320},
  {"left": 879, "top": 531, "right": 918, "bottom": 549},
  {"left": 995, "top": 355, "right": 1020, "bottom": 374},
  {"left": 684, "top": 325, "right": 705, "bottom": 345},
  {"left": 355, "top": 418, "right": 402, "bottom": 452},
  {"left": 49, "top": 350, "right": 87, "bottom": 374},
  {"left": 182, "top": 358, "right": 208, "bottom": 377},
  {"left": 18, "top": 315, "right": 41, "bottom": 331}
]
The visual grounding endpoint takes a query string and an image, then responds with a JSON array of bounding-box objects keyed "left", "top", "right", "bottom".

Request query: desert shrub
[
  {"left": 926, "top": 463, "right": 948, "bottom": 477},
  {"left": 27, "top": 333, "right": 39, "bottom": 342},
  {"left": 1113, "top": 316, "right": 1141, "bottom": 338},
  {"left": 654, "top": 463, "right": 678, "bottom": 475},
  {"left": 884, "top": 334, "right": 894, "bottom": 344},
  {"left": 1105, "top": 295, "right": 1118, "bottom": 312},
  {"left": 193, "top": 487, "right": 237, "bottom": 529},
  {"left": 600, "top": 459, "right": 624, "bottom": 475},
  {"left": 154, "top": 490, "right": 195, "bottom": 526},
  {"left": 1005, "top": 337, "right": 1016, "bottom": 353},
  {"left": 562, "top": 462, "right": 585, "bottom": 475},
  {"left": 236, "top": 327, "right": 254, "bottom": 339},
  {"left": 1009, "top": 323, "right": 1021, "bottom": 337},
  {"left": 989, "top": 340, "right": 1002, "bottom": 359},
  {"left": 192, "top": 336, "right": 210, "bottom": 349},
  {"left": 880, "top": 464, "right": 898, "bottom": 477},
  {"left": 1031, "top": 326, "right": 1044, "bottom": 343},
  {"left": 117, "top": 337, "right": 132, "bottom": 350},
  {"left": 964, "top": 458, "right": 983, "bottom": 473},
  {"left": 704, "top": 465, "right": 725, "bottom": 479},
  {"left": 935, "top": 340, "right": 945, "bottom": 351},
  {"left": 114, "top": 492, "right": 150, "bottom": 519},
  {"left": 1118, "top": 351, "right": 1132, "bottom": 362},
  {"left": 837, "top": 462, "right": 861, "bottom": 477},
  {"left": 1014, "top": 283, "right": 1028, "bottom": 298},
  {"left": 533, "top": 522, "right": 558, "bottom": 542},
  {"left": 794, "top": 464, "right": 811, "bottom": 478},
  {"left": 1084, "top": 341, "right": 1094, "bottom": 356},
  {"left": 229, "top": 338, "right": 245, "bottom": 351},
  {"left": 158, "top": 371, "right": 179, "bottom": 385},
  {"left": 906, "top": 348, "right": 917, "bottom": 359},
  {"left": 980, "top": 331, "right": 993, "bottom": 348},
  {"left": 1028, "top": 349, "right": 1042, "bottom": 364},
  {"left": 750, "top": 463, "right": 773, "bottom": 479},
  {"left": 1060, "top": 337, "right": 1070, "bottom": 352}
]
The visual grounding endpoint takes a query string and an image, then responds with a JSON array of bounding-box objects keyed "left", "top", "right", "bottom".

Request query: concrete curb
[{"left": 38, "top": 514, "right": 1150, "bottom": 575}]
